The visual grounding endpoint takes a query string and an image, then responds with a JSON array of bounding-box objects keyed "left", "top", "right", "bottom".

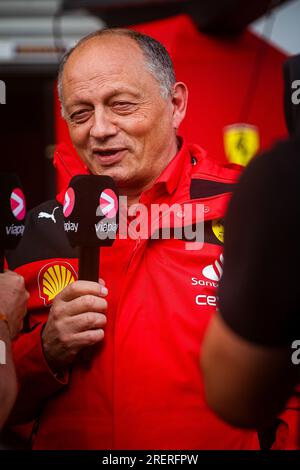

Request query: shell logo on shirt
[
  {"left": 223, "top": 123, "right": 259, "bottom": 166},
  {"left": 38, "top": 261, "right": 77, "bottom": 305}
]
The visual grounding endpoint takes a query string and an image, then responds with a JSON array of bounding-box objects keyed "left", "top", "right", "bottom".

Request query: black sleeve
[{"left": 218, "top": 138, "right": 300, "bottom": 347}]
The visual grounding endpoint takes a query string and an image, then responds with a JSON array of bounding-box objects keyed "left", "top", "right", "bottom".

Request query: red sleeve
[{"left": 10, "top": 317, "right": 69, "bottom": 424}]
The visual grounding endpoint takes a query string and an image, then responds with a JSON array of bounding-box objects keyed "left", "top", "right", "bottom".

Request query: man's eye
[
  {"left": 111, "top": 102, "right": 136, "bottom": 112},
  {"left": 70, "top": 110, "right": 92, "bottom": 122}
]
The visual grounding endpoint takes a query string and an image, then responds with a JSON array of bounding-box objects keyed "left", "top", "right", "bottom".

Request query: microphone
[
  {"left": 63, "top": 175, "right": 119, "bottom": 281},
  {"left": 0, "top": 173, "right": 26, "bottom": 272}
]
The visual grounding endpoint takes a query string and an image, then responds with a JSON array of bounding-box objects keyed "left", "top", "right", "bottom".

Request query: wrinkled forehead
[{"left": 63, "top": 35, "right": 150, "bottom": 89}]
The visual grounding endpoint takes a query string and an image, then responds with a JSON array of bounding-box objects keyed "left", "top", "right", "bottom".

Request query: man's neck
[
  {"left": 121, "top": 136, "right": 181, "bottom": 207},
  {"left": 119, "top": 186, "right": 147, "bottom": 207},
  {"left": 125, "top": 192, "right": 142, "bottom": 207}
]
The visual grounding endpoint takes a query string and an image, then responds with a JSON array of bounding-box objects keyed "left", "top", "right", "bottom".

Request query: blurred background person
[
  {"left": 201, "top": 136, "right": 300, "bottom": 425},
  {"left": 201, "top": 53, "right": 300, "bottom": 449}
]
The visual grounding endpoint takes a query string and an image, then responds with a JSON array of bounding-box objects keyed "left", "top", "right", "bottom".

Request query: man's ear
[{"left": 171, "top": 82, "right": 188, "bottom": 130}]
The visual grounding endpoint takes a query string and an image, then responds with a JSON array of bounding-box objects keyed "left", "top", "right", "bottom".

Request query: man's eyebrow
[
  {"left": 106, "top": 87, "right": 142, "bottom": 99},
  {"left": 66, "top": 88, "right": 141, "bottom": 111},
  {"left": 67, "top": 100, "right": 92, "bottom": 109}
]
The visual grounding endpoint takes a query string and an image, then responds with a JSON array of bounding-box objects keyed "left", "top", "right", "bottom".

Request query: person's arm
[
  {"left": 201, "top": 139, "right": 300, "bottom": 428},
  {"left": 0, "top": 322, "right": 18, "bottom": 429},
  {"left": 201, "top": 313, "right": 299, "bottom": 428},
  {"left": 0, "top": 270, "right": 29, "bottom": 429}
]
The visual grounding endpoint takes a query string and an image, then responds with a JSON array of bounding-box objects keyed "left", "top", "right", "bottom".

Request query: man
[
  {"left": 201, "top": 136, "right": 300, "bottom": 447},
  {"left": 7, "top": 29, "right": 258, "bottom": 449},
  {"left": 0, "top": 270, "right": 28, "bottom": 429}
]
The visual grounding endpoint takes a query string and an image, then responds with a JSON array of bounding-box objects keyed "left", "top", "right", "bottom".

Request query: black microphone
[
  {"left": 0, "top": 173, "right": 27, "bottom": 272},
  {"left": 63, "top": 175, "right": 119, "bottom": 281}
]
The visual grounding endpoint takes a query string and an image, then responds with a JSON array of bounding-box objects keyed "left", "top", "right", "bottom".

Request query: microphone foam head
[
  {"left": 63, "top": 175, "right": 119, "bottom": 248},
  {"left": 0, "top": 172, "right": 26, "bottom": 250}
]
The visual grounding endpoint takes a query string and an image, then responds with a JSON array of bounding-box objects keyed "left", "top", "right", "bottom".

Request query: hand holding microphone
[
  {"left": 0, "top": 173, "right": 29, "bottom": 430},
  {"left": 42, "top": 175, "right": 119, "bottom": 371},
  {"left": 42, "top": 279, "right": 108, "bottom": 370}
]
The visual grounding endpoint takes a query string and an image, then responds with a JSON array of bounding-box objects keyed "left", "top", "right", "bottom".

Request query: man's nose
[{"left": 90, "top": 108, "right": 118, "bottom": 140}]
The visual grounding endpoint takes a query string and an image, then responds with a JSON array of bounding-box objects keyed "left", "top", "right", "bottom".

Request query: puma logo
[{"left": 38, "top": 206, "right": 59, "bottom": 223}]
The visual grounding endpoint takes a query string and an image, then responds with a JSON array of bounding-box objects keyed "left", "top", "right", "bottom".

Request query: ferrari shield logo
[
  {"left": 212, "top": 218, "right": 224, "bottom": 244},
  {"left": 223, "top": 124, "right": 259, "bottom": 166}
]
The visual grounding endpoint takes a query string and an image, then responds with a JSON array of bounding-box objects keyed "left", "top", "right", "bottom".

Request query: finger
[
  {"left": 58, "top": 280, "right": 108, "bottom": 302},
  {"left": 70, "top": 329, "right": 105, "bottom": 349},
  {"left": 3, "top": 269, "right": 17, "bottom": 276},
  {"left": 67, "top": 312, "right": 107, "bottom": 334},
  {"left": 22, "top": 292, "right": 30, "bottom": 310},
  {"left": 5, "top": 270, "right": 24, "bottom": 284},
  {"left": 60, "top": 294, "right": 108, "bottom": 317}
]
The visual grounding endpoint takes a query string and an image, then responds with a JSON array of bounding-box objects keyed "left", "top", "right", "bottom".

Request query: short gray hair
[{"left": 57, "top": 28, "right": 176, "bottom": 118}]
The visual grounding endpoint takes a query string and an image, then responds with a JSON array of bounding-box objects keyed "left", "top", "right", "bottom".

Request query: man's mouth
[{"left": 92, "top": 148, "right": 127, "bottom": 166}]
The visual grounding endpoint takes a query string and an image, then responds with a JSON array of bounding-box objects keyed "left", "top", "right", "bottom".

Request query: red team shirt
[{"left": 9, "top": 139, "right": 259, "bottom": 449}]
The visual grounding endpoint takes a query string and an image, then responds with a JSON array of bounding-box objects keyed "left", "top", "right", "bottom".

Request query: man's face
[{"left": 62, "top": 35, "right": 186, "bottom": 193}]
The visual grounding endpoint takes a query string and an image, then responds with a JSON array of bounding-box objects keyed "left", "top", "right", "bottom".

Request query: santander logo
[
  {"left": 98, "top": 189, "right": 118, "bottom": 218},
  {"left": 202, "top": 253, "right": 224, "bottom": 282},
  {"left": 10, "top": 188, "right": 26, "bottom": 221},
  {"left": 63, "top": 188, "right": 75, "bottom": 217}
]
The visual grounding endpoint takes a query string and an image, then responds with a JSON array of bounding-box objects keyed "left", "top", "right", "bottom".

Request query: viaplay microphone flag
[
  {"left": 63, "top": 175, "right": 119, "bottom": 281},
  {"left": 0, "top": 172, "right": 26, "bottom": 272}
]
